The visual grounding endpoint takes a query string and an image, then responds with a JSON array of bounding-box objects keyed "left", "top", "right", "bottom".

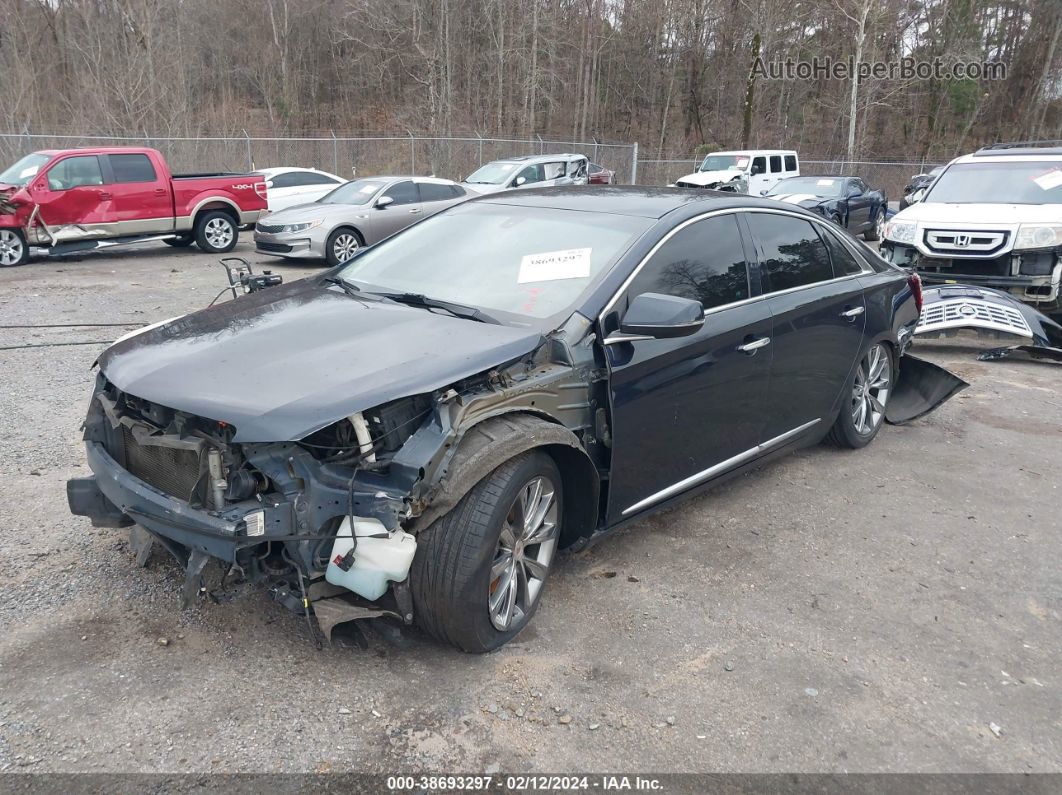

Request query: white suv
[
  {"left": 672, "top": 150, "right": 799, "bottom": 195},
  {"left": 881, "top": 142, "right": 1062, "bottom": 310}
]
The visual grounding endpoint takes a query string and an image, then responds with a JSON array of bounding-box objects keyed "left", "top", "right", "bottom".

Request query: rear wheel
[
  {"left": 0, "top": 229, "right": 28, "bottom": 267},
  {"left": 411, "top": 451, "right": 562, "bottom": 653},
  {"left": 826, "top": 342, "right": 893, "bottom": 449},
  {"left": 194, "top": 211, "right": 238, "bottom": 253},
  {"left": 326, "top": 227, "right": 362, "bottom": 266}
]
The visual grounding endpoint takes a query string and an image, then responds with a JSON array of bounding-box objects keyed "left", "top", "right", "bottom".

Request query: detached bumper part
[
  {"left": 885, "top": 355, "right": 969, "bottom": 425},
  {"left": 67, "top": 477, "right": 134, "bottom": 528}
]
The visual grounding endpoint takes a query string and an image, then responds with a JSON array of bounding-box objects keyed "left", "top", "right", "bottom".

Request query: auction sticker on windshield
[
  {"left": 518, "top": 248, "right": 592, "bottom": 283},
  {"left": 1032, "top": 170, "right": 1062, "bottom": 191}
]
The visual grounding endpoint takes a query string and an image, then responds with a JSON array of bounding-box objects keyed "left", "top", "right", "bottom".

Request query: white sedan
[{"left": 252, "top": 167, "right": 347, "bottom": 213}]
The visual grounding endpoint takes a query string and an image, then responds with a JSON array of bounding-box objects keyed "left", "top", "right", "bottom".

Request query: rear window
[
  {"left": 419, "top": 182, "right": 460, "bottom": 202},
  {"left": 109, "top": 154, "right": 156, "bottom": 183}
]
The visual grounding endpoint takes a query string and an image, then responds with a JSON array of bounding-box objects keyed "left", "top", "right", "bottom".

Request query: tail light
[
  {"left": 254, "top": 181, "right": 268, "bottom": 199},
  {"left": 907, "top": 271, "right": 923, "bottom": 313}
]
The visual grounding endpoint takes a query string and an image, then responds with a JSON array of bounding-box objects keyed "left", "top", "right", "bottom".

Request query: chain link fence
[
  {"left": 0, "top": 131, "right": 945, "bottom": 199},
  {"left": 0, "top": 132, "right": 639, "bottom": 185},
  {"left": 636, "top": 157, "right": 944, "bottom": 201}
]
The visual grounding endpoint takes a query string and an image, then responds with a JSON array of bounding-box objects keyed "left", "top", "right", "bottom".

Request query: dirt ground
[{"left": 0, "top": 240, "right": 1059, "bottom": 774}]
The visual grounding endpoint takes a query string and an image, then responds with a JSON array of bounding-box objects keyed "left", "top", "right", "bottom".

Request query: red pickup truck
[{"left": 0, "top": 147, "right": 268, "bottom": 267}]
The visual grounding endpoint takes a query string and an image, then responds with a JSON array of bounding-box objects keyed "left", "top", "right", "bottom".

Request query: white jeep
[
  {"left": 882, "top": 142, "right": 1062, "bottom": 310},
  {"left": 671, "top": 150, "right": 799, "bottom": 196}
]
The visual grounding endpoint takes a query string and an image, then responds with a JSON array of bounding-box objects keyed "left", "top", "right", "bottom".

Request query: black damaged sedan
[{"left": 68, "top": 187, "right": 954, "bottom": 652}]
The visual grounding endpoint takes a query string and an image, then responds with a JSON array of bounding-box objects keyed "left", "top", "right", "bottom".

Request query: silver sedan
[{"left": 254, "top": 176, "right": 468, "bottom": 266}]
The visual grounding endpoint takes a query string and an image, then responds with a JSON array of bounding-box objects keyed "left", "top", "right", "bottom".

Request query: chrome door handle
[
  {"left": 841, "top": 306, "right": 865, "bottom": 318},
  {"left": 408, "top": 208, "right": 421, "bottom": 214},
  {"left": 736, "top": 336, "right": 771, "bottom": 353}
]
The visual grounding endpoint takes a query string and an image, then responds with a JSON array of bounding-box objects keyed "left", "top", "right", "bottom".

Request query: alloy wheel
[
  {"left": 852, "top": 344, "right": 891, "bottom": 435},
  {"left": 333, "top": 233, "right": 360, "bottom": 262},
  {"left": 0, "top": 230, "right": 24, "bottom": 266},
  {"left": 488, "top": 475, "right": 559, "bottom": 631},
  {"left": 205, "top": 218, "right": 234, "bottom": 249}
]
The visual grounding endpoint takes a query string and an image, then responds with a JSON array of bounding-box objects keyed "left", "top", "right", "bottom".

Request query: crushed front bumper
[{"left": 68, "top": 441, "right": 291, "bottom": 561}]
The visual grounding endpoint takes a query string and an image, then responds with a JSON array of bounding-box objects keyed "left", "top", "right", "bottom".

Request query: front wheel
[
  {"left": 326, "top": 227, "right": 362, "bottom": 266},
  {"left": 0, "top": 228, "right": 29, "bottom": 267},
  {"left": 194, "top": 211, "right": 238, "bottom": 253},
  {"left": 411, "top": 451, "right": 562, "bottom": 652},
  {"left": 826, "top": 342, "right": 894, "bottom": 449}
]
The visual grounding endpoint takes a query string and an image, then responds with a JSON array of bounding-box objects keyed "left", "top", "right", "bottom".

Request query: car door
[
  {"left": 748, "top": 210, "right": 868, "bottom": 442},
  {"left": 603, "top": 212, "right": 773, "bottom": 520},
  {"left": 747, "top": 156, "right": 769, "bottom": 195},
  {"left": 104, "top": 152, "right": 173, "bottom": 234},
  {"left": 29, "top": 154, "right": 112, "bottom": 239},
  {"left": 512, "top": 163, "right": 545, "bottom": 189},
  {"left": 416, "top": 181, "right": 465, "bottom": 218},
  {"left": 844, "top": 179, "right": 872, "bottom": 230},
  {"left": 370, "top": 180, "right": 422, "bottom": 240}
]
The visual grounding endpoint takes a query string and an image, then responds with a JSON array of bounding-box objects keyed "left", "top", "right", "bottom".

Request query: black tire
[
  {"left": 411, "top": 450, "right": 563, "bottom": 653},
  {"left": 325, "top": 227, "right": 363, "bottom": 267},
  {"left": 826, "top": 342, "right": 894, "bottom": 449},
  {"left": 829, "top": 212, "right": 844, "bottom": 228},
  {"left": 163, "top": 234, "right": 194, "bottom": 247},
  {"left": 193, "top": 210, "right": 238, "bottom": 254},
  {"left": 0, "top": 228, "right": 29, "bottom": 267}
]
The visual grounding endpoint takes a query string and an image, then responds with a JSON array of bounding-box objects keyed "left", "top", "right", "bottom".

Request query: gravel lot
[{"left": 1, "top": 240, "right": 1060, "bottom": 774}]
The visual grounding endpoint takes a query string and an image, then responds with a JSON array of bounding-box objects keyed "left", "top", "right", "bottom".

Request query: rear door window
[
  {"left": 769, "top": 155, "right": 783, "bottom": 173},
  {"left": 817, "top": 226, "right": 864, "bottom": 275},
  {"left": 109, "top": 154, "right": 157, "bottom": 183},
  {"left": 419, "top": 182, "right": 459, "bottom": 203},
  {"left": 627, "top": 214, "right": 751, "bottom": 310},
  {"left": 754, "top": 213, "right": 835, "bottom": 291}
]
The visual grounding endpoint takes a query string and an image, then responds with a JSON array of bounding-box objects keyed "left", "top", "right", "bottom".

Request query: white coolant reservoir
[{"left": 325, "top": 517, "right": 417, "bottom": 601}]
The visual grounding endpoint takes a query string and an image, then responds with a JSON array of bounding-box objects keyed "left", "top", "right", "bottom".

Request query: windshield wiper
[
  {"left": 371, "top": 292, "right": 500, "bottom": 324},
  {"left": 322, "top": 276, "right": 363, "bottom": 298}
]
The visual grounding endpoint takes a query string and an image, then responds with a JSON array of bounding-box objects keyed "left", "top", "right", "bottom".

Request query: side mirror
[
  {"left": 759, "top": 189, "right": 768, "bottom": 196},
  {"left": 514, "top": 176, "right": 527, "bottom": 186},
  {"left": 375, "top": 195, "right": 394, "bottom": 208},
  {"left": 618, "top": 293, "right": 704, "bottom": 339}
]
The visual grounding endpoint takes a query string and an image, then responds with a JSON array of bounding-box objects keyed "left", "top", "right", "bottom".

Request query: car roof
[
  {"left": 491, "top": 153, "right": 588, "bottom": 165},
  {"left": 471, "top": 185, "right": 788, "bottom": 219},
  {"left": 706, "top": 150, "right": 797, "bottom": 156},
  {"left": 255, "top": 166, "right": 336, "bottom": 175},
  {"left": 958, "top": 150, "right": 1062, "bottom": 163}
]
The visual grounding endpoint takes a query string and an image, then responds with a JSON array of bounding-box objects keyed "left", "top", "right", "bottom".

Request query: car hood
[
  {"left": 97, "top": 279, "right": 544, "bottom": 442},
  {"left": 892, "top": 202, "right": 1061, "bottom": 225},
  {"left": 768, "top": 193, "right": 828, "bottom": 207},
  {"left": 461, "top": 182, "right": 508, "bottom": 195},
  {"left": 260, "top": 202, "right": 365, "bottom": 223},
  {"left": 676, "top": 170, "right": 745, "bottom": 186}
]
